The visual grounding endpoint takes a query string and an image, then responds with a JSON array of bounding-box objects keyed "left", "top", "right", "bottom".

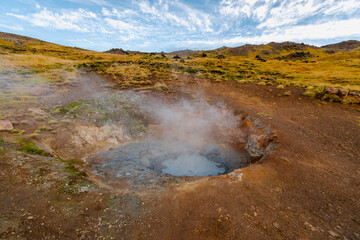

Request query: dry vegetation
[{"left": 0, "top": 32, "right": 359, "bottom": 107}]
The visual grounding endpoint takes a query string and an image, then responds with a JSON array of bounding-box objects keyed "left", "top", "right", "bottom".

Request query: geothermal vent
[{"left": 84, "top": 93, "right": 276, "bottom": 192}]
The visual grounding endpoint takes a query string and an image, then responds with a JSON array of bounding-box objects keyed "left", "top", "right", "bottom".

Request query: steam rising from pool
[
  {"left": 135, "top": 95, "right": 247, "bottom": 176},
  {"left": 85, "top": 92, "right": 250, "bottom": 191},
  {"left": 147, "top": 98, "right": 240, "bottom": 149}
]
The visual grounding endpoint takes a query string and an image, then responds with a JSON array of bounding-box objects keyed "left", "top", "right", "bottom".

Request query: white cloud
[
  {"left": 324, "top": 0, "right": 360, "bottom": 15},
  {"left": 67, "top": 38, "right": 114, "bottom": 50},
  {"left": 139, "top": 1, "right": 159, "bottom": 16},
  {"left": 68, "top": 38, "right": 95, "bottom": 45},
  {"left": 181, "top": 18, "right": 360, "bottom": 48},
  {"left": 273, "top": 18, "right": 360, "bottom": 40},
  {"left": 104, "top": 18, "right": 134, "bottom": 31},
  {"left": 66, "top": 0, "right": 109, "bottom": 6},
  {"left": 0, "top": 23, "right": 23, "bottom": 31},
  {"left": 7, "top": 8, "right": 98, "bottom": 32},
  {"left": 3, "top": 0, "right": 360, "bottom": 52},
  {"left": 5, "top": 6, "right": 146, "bottom": 42},
  {"left": 101, "top": 7, "right": 112, "bottom": 16},
  {"left": 257, "top": 0, "right": 329, "bottom": 29},
  {"left": 138, "top": 0, "right": 213, "bottom": 32},
  {"left": 219, "top": 0, "right": 276, "bottom": 21},
  {"left": 218, "top": 0, "right": 360, "bottom": 30},
  {"left": 102, "top": 7, "right": 136, "bottom": 18},
  {"left": 173, "top": 1, "right": 213, "bottom": 32}
]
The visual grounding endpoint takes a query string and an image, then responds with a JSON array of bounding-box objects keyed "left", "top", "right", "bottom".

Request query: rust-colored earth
[{"left": 1, "top": 73, "right": 359, "bottom": 239}]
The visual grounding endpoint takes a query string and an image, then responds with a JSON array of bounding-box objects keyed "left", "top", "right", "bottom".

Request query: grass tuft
[
  {"left": 48, "top": 119, "right": 58, "bottom": 124},
  {"left": 283, "top": 91, "right": 292, "bottom": 96},
  {"left": 38, "top": 126, "right": 52, "bottom": 131},
  {"left": 303, "top": 90, "right": 316, "bottom": 98},
  {"left": 18, "top": 139, "right": 51, "bottom": 156},
  {"left": 61, "top": 119, "right": 71, "bottom": 123},
  {"left": 64, "top": 160, "right": 87, "bottom": 177},
  {"left": 29, "top": 133, "right": 39, "bottom": 139},
  {"left": 10, "top": 129, "right": 25, "bottom": 135},
  {"left": 257, "top": 112, "right": 274, "bottom": 118}
]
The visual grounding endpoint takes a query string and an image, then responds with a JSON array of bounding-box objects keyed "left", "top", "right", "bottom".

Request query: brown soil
[
  {"left": 138, "top": 79, "right": 360, "bottom": 239},
  {"left": 0, "top": 73, "right": 359, "bottom": 239}
]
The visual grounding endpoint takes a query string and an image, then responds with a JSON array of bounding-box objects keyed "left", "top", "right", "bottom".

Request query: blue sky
[{"left": 1, "top": 0, "right": 360, "bottom": 52}]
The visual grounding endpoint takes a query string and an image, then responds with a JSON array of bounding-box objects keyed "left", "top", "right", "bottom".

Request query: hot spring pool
[{"left": 85, "top": 140, "right": 250, "bottom": 192}]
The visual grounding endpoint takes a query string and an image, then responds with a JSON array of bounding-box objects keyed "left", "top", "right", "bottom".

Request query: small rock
[
  {"left": 273, "top": 221, "right": 280, "bottom": 229},
  {"left": 228, "top": 169, "right": 243, "bottom": 182},
  {"left": 0, "top": 120, "right": 13, "bottom": 131},
  {"left": 27, "top": 216, "right": 34, "bottom": 220},
  {"left": 281, "top": 157, "right": 290, "bottom": 163},
  {"left": 349, "top": 91, "right": 360, "bottom": 97},
  {"left": 324, "top": 87, "right": 339, "bottom": 95},
  {"left": 304, "top": 222, "right": 320, "bottom": 232},
  {"left": 328, "top": 230, "right": 340, "bottom": 238},
  {"left": 338, "top": 88, "right": 349, "bottom": 96},
  {"left": 79, "top": 186, "right": 89, "bottom": 193}
]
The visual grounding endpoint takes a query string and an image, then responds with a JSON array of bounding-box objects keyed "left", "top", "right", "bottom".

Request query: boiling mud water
[{"left": 86, "top": 140, "right": 250, "bottom": 191}]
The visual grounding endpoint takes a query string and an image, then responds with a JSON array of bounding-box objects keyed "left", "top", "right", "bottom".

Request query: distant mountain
[
  {"left": 321, "top": 40, "right": 360, "bottom": 51},
  {"left": 267, "top": 42, "right": 317, "bottom": 51},
  {"left": 167, "top": 49, "right": 194, "bottom": 56},
  {"left": 104, "top": 48, "right": 146, "bottom": 55},
  {"left": 104, "top": 48, "right": 129, "bottom": 55},
  {"left": 223, "top": 42, "right": 318, "bottom": 56},
  {"left": 225, "top": 44, "right": 256, "bottom": 56},
  {"left": 164, "top": 42, "right": 321, "bottom": 57}
]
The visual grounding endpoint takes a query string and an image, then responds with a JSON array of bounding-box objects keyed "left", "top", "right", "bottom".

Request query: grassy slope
[{"left": 0, "top": 32, "right": 359, "bottom": 95}]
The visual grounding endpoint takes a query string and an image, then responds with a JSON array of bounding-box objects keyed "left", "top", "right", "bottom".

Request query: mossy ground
[{"left": 17, "top": 139, "right": 52, "bottom": 156}]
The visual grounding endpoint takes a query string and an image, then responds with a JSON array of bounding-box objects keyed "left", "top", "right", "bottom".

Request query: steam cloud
[
  {"left": 147, "top": 98, "right": 241, "bottom": 147},
  {"left": 135, "top": 95, "right": 246, "bottom": 176}
]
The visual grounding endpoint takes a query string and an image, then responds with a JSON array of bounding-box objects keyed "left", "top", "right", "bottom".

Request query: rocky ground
[{"left": 0, "top": 71, "right": 359, "bottom": 239}]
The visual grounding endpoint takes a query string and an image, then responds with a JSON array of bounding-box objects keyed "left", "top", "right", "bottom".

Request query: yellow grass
[{"left": 0, "top": 33, "right": 359, "bottom": 92}]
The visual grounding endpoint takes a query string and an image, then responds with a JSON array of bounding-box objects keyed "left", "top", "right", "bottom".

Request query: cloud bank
[{"left": 2, "top": 0, "right": 360, "bottom": 51}]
